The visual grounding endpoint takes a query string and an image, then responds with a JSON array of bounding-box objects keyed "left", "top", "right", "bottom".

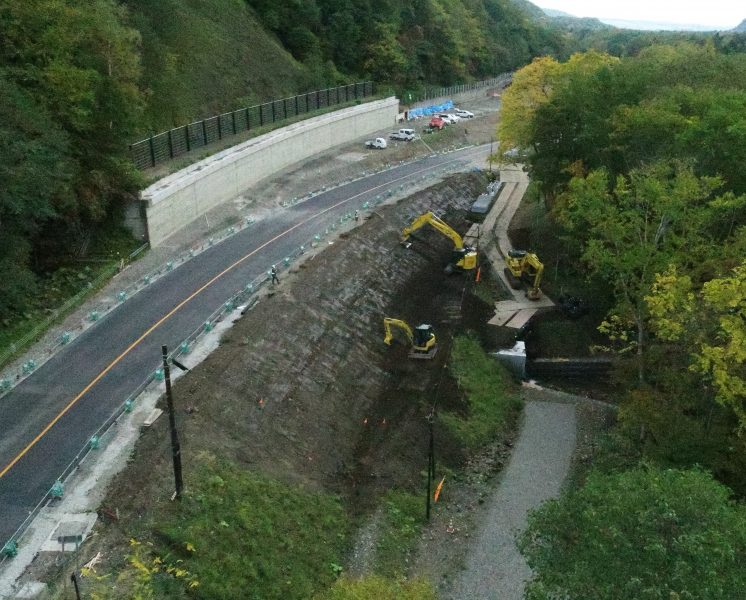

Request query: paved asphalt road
[{"left": 0, "top": 145, "right": 489, "bottom": 546}]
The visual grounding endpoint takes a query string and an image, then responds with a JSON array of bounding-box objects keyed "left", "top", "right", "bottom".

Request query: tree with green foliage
[
  {"left": 0, "top": 0, "right": 142, "bottom": 315},
  {"left": 556, "top": 161, "right": 721, "bottom": 383},
  {"left": 0, "top": 73, "right": 71, "bottom": 318},
  {"left": 647, "top": 262, "right": 746, "bottom": 430},
  {"left": 503, "top": 44, "right": 746, "bottom": 205},
  {"left": 520, "top": 466, "right": 746, "bottom": 600}
]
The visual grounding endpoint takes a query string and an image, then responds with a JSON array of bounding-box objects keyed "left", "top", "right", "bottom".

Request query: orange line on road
[{"left": 0, "top": 152, "right": 479, "bottom": 480}]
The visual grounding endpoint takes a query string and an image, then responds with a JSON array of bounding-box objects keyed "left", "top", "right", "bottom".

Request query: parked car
[
  {"left": 364, "top": 137, "right": 387, "bottom": 149},
  {"left": 454, "top": 108, "right": 474, "bottom": 119},
  {"left": 428, "top": 117, "right": 445, "bottom": 130},
  {"left": 389, "top": 128, "right": 416, "bottom": 141},
  {"left": 442, "top": 112, "right": 461, "bottom": 122},
  {"left": 437, "top": 113, "right": 457, "bottom": 125}
]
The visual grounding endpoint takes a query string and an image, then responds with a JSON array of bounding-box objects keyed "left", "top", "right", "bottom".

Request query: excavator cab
[
  {"left": 452, "top": 247, "right": 478, "bottom": 272},
  {"left": 412, "top": 324, "right": 436, "bottom": 353},
  {"left": 383, "top": 318, "right": 437, "bottom": 359},
  {"left": 504, "top": 249, "right": 543, "bottom": 300}
]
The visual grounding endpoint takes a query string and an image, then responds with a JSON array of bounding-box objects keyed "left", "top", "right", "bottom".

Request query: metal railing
[
  {"left": 129, "top": 82, "right": 374, "bottom": 170},
  {"left": 410, "top": 73, "right": 512, "bottom": 104}
]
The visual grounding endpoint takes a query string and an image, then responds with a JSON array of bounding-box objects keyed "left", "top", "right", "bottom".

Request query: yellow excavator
[
  {"left": 401, "top": 212, "right": 477, "bottom": 274},
  {"left": 504, "top": 250, "right": 544, "bottom": 300},
  {"left": 383, "top": 318, "right": 437, "bottom": 359}
]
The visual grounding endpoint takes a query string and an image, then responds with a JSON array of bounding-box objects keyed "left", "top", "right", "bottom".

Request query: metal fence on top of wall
[
  {"left": 130, "top": 81, "right": 374, "bottom": 170},
  {"left": 411, "top": 73, "right": 513, "bottom": 104}
]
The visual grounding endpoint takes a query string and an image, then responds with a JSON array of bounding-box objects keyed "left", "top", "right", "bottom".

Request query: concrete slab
[
  {"left": 142, "top": 408, "right": 163, "bottom": 427},
  {"left": 463, "top": 223, "right": 483, "bottom": 247},
  {"left": 9, "top": 581, "right": 45, "bottom": 599},
  {"left": 489, "top": 307, "right": 539, "bottom": 329},
  {"left": 40, "top": 513, "right": 96, "bottom": 552}
]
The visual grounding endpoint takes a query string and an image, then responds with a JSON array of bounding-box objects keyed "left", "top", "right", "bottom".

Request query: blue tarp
[{"left": 407, "top": 100, "right": 454, "bottom": 119}]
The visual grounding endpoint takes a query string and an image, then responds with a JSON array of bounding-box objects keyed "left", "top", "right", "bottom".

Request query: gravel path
[{"left": 447, "top": 401, "right": 576, "bottom": 599}]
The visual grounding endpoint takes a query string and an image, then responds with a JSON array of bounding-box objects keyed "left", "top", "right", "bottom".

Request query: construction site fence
[
  {"left": 129, "top": 82, "right": 374, "bottom": 170},
  {"left": 410, "top": 73, "right": 513, "bottom": 104},
  {"left": 0, "top": 146, "right": 474, "bottom": 566}
]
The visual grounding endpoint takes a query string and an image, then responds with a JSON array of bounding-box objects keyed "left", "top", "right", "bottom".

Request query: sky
[{"left": 536, "top": 0, "right": 743, "bottom": 29}]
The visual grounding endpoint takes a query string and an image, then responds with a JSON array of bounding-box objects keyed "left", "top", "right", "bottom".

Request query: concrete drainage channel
[{"left": 0, "top": 148, "right": 483, "bottom": 598}]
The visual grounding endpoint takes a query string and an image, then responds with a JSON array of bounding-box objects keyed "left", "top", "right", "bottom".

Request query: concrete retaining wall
[{"left": 141, "top": 97, "right": 399, "bottom": 247}]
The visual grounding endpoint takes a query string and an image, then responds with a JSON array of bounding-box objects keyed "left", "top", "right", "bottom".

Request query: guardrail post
[
  {"left": 51, "top": 480, "right": 64, "bottom": 499},
  {"left": 2, "top": 540, "right": 18, "bottom": 557}
]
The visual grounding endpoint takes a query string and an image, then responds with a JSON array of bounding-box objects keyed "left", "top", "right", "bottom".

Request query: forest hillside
[{"left": 0, "top": 0, "right": 732, "bottom": 326}]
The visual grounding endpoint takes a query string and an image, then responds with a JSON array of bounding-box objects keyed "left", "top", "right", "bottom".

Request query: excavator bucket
[{"left": 526, "top": 287, "right": 542, "bottom": 301}]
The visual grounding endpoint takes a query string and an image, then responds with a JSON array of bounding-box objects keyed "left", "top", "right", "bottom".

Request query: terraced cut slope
[{"left": 33, "top": 173, "right": 503, "bottom": 597}]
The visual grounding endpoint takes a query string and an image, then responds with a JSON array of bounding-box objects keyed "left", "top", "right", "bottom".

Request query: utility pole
[
  {"left": 425, "top": 411, "right": 435, "bottom": 520},
  {"left": 70, "top": 573, "right": 81, "bottom": 600},
  {"left": 162, "top": 345, "right": 184, "bottom": 499}
]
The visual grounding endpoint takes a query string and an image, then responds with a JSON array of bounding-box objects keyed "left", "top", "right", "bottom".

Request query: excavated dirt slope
[{"left": 103, "top": 173, "right": 497, "bottom": 521}]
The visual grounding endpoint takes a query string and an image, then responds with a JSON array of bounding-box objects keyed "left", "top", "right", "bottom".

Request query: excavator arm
[
  {"left": 383, "top": 318, "right": 414, "bottom": 346},
  {"left": 401, "top": 212, "right": 478, "bottom": 272},
  {"left": 524, "top": 253, "right": 544, "bottom": 293},
  {"left": 401, "top": 212, "right": 465, "bottom": 249}
]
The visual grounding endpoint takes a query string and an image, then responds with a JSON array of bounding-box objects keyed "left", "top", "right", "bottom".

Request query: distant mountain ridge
[
  {"left": 601, "top": 18, "right": 723, "bottom": 31},
  {"left": 538, "top": 3, "right": 742, "bottom": 32},
  {"left": 533, "top": 4, "right": 609, "bottom": 31}
]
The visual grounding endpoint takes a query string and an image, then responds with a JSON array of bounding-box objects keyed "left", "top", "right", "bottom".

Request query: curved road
[{"left": 0, "top": 144, "right": 490, "bottom": 546}]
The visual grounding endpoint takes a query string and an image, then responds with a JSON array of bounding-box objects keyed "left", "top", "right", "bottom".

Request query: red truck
[{"left": 428, "top": 116, "right": 445, "bottom": 130}]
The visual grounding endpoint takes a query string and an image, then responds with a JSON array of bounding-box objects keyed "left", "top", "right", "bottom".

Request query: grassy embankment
[{"left": 441, "top": 335, "right": 523, "bottom": 451}]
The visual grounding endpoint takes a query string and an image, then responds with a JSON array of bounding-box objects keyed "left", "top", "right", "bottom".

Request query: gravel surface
[{"left": 446, "top": 400, "right": 576, "bottom": 599}]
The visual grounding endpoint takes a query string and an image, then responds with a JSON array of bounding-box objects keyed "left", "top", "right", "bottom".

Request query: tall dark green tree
[
  {"left": 520, "top": 466, "right": 746, "bottom": 600},
  {"left": 0, "top": 0, "right": 143, "bottom": 314}
]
